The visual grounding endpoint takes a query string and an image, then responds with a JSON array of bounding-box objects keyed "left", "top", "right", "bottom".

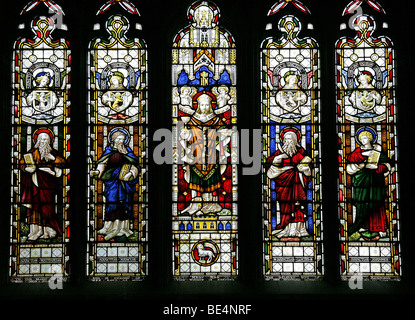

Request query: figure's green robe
[{"left": 347, "top": 147, "right": 390, "bottom": 236}]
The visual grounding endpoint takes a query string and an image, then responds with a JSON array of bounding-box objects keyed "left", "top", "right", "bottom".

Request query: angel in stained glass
[
  {"left": 101, "top": 71, "right": 133, "bottom": 120},
  {"left": 21, "top": 69, "right": 67, "bottom": 123},
  {"left": 26, "top": 72, "right": 59, "bottom": 114},
  {"left": 347, "top": 70, "right": 384, "bottom": 117},
  {"left": 273, "top": 70, "right": 308, "bottom": 119}
]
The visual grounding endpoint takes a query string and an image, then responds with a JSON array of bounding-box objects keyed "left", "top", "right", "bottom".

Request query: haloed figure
[
  {"left": 91, "top": 128, "right": 139, "bottom": 241},
  {"left": 101, "top": 71, "right": 133, "bottom": 120},
  {"left": 346, "top": 128, "right": 391, "bottom": 241},
  {"left": 348, "top": 71, "right": 383, "bottom": 115},
  {"left": 20, "top": 129, "right": 65, "bottom": 241},
  {"left": 266, "top": 128, "right": 312, "bottom": 241},
  {"left": 180, "top": 92, "right": 232, "bottom": 215},
  {"left": 275, "top": 71, "right": 307, "bottom": 113},
  {"left": 26, "top": 72, "right": 59, "bottom": 114}
]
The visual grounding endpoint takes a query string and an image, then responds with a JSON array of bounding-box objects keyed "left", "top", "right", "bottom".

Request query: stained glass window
[
  {"left": 172, "top": 0, "right": 238, "bottom": 280},
  {"left": 10, "top": 6, "right": 71, "bottom": 282},
  {"left": 336, "top": 2, "right": 401, "bottom": 280},
  {"left": 261, "top": 3, "right": 324, "bottom": 280},
  {"left": 87, "top": 2, "right": 148, "bottom": 280}
]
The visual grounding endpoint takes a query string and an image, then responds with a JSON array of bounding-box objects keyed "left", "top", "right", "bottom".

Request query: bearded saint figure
[
  {"left": 266, "top": 128, "right": 312, "bottom": 241},
  {"left": 20, "top": 129, "right": 66, "bottom": 241},
  {"left": 180, "top": 92, "right": 231, "bottom": 215},
  {"left": 91, "top": 128, "right": 139, "bottom": 240}
]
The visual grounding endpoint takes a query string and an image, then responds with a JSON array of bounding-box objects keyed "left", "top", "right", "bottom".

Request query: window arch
[
  {"left": 10, "top": 3, "right": 71, "bottom": 282},
  {"left": 260, "top": 2, "right": 323, "bottom": 280},
  {"left": 1, "top": 0, "right": 412, "bottom": 308},
  {"left": 87, "top": 1, "right": 148, "bottom": 281},
  {"left": 335, "top": 1, "right": 401, "bottom": 280},
  {"left": 171, "top": 0, "right": 238, "bottom": 280}
]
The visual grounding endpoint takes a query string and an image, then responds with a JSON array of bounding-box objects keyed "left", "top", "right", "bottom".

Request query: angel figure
[
  {"left": 101, "top": 71, "right": 133, "bottom": 120},
  {"left": 212, "top": 85, "right": 231, "bottom": 109},
  {"left": 275, "top": 71, "right": 308, "bottom": 114},
  {"left": 348, "top": 71, "right": 384, "bottom": 116},
  {"left": 25, "top": 72, "right": 59, "bottom": 119},
  {"left": 173, "top": 86, "right": 198, "bottom": 116}
]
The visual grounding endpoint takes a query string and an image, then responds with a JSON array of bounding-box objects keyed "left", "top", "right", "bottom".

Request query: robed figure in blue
[{"left": 91, "top": 128, "right": 140, "bottom": 240}]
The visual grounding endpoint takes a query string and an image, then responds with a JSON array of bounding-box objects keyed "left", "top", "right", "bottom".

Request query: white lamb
[{"left": 196, "top": 244, "right": 215, "bottom": 263}]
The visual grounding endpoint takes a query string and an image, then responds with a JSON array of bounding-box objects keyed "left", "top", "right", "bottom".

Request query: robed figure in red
[
  {"left": 19, "top": 128, "right": 66, "bottom": 241},
  {"left": 266, "top": 127, "right": 312, "bottom": 241}
]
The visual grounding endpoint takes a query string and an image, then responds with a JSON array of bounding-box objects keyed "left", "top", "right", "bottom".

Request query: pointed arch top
[
  {"left": 343, "top": 0, "right": 386, "bottom": 16},
  {"left": 96, "top": 0, "right": 140, "bottom": 15},
  {"left": 21, "top": 0, "right": 65, "bottom": 15},
  {"left": 268, "top": 0, "right": 311, "bottom": 16}
]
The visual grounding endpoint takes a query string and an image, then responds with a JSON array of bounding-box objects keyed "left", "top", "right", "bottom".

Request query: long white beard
[
  {"left": 37, "top": 142, "right": 52, "bottom": 161},
  {"left": 114, "top": 142, "right": 128, "bottom": 154},
  {"left": 282, "top": 140, "right": 298, "bottom": 158}
]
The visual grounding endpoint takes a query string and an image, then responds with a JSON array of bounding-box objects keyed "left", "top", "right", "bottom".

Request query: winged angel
[{"left": 21, "top": 71, "right": 67, "bottom": 123}]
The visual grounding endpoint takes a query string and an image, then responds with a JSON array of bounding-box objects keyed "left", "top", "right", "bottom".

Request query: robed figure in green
[{"left": 346, "top": 128, "right": 392, "bottom": 241}]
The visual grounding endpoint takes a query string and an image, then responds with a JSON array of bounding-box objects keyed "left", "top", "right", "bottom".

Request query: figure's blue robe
[{"left": 98, "top": 146, "right": 139, "bottom": 220}]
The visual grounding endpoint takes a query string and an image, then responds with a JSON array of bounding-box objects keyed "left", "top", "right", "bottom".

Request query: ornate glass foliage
[
  {"left": 172, "top": 0, "right": 238, "bottom": 280},
  {"left": 87, "top": 13, "right": 148, "bottom": 280},
  {"left": 261, "top": 13, "right": 323, "bottom": 279},
  {"left": 336, "top": 8, "right": 401, "bottom": 279},
  {"left": 10, "top": 15, "right": 71, "bottom": 282}
]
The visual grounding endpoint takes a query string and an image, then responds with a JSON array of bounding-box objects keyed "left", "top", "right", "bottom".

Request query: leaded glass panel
[
  {"left": 261, "top": 12, "right": 324, "bottom": 280},
  {"left": 336, "top": 9, "right": 401, "bottom": 280},
  {"left": 87, "top": 13, "right": 148, "bottom": 281},
  {"left": 10, "top": 14, "right": 71, "bottom": 282},
  {"left": 172, "top": 0, "right": 238, "bottom": 280}
]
